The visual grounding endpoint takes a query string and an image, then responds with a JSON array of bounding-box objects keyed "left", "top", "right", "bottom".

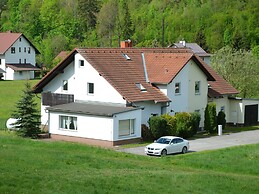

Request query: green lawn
[
  {"left": 0, "top": 80, "right": 40, "bottom": 129},
  {"left": 0, "top": 131, "right": 259, "bottom": 194}
]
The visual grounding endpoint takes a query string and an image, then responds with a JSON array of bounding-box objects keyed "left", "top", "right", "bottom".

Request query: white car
[{"left": 145, "top": 136, "right": 189, "bottom": 156}]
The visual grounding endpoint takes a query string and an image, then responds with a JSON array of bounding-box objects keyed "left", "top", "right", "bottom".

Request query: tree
[
  {"left": 11, "top": 83, "right": 41, "bottom": 138},
  {"left": 121, "top": 1, "right": 134, "bottom": 40},
  {"left": 97, "top": 0, "right": 118, "bottom": 47},
  {"left": 204, "top": 103, "right": 217, "bottom": 134},
  {"left": 211, "top": 46, "right": 259, "bottom": 98}
]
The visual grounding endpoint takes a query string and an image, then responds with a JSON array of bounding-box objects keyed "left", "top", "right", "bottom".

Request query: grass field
[
  {"left": 0, "top": 131, "right": 259, "bottom": 194},
  {"left": 0, "top": 80, "right": 40, "bottom": 129}
]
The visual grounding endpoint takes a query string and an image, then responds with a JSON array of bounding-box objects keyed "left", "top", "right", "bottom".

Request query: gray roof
[
  {"left": 47, "top": 101, "right": 142, "bottom": 117},
  {"left": 174, "top": 43, "right": 211, "bottom": 57}
]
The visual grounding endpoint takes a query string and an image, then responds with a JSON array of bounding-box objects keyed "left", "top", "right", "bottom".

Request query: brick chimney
[{"left": 120, "top": 39, "right": 132, "bottom": 48}]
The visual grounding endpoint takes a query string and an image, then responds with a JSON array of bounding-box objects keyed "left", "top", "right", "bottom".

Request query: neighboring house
[
  {"left": 173, "top": 40, "right": 211, "bottom": 65},
  {"left": 33, "top": 42, "right": 243, "bottom": 146},
  {"left": 0, "top": 31, "right": 40, "bottom": 80}
]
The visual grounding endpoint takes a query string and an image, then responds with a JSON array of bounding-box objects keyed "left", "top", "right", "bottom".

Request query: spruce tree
[{"left": 12, "top": 82, "right": 41, "bottom": 138}]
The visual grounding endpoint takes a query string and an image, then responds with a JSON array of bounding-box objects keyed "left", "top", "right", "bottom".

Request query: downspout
[{"left": 141, "top": 52, "right": 149, "bottom": 83}]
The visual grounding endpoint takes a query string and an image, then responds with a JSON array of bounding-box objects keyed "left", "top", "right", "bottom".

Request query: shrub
[
  {"left": 204, "top": 102, "right": 217, "bottom": 133},
  {"left": 161, "top": 114, "right": 177, "bottom": 136},
  {"left": 141, "top": 124, "right": 153, "bottom": 141},
  {"left": 217, "top": 111, "right": 226, "bottom": 129},
  {"left": 175, "top": 112, "right": 192, "bottom": 138},
  {"left": 190, "top": 112, "right": 201, "bottom": 135},
  {"left": 148, "top": 116, "right": 167, "bottom": 139}
]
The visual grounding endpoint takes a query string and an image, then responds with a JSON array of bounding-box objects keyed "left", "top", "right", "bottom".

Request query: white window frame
[
  {"left": 59, "top": 115, "right": 77, "bottom": 131},
  {"left": 79, "top": 60, "right": 84, "bottom": 67},
  {"left": 118, "top": 119, "right": 135, "bottom": 137},
  {"left": 62, "top": 80, "right": 68, "bottom": 91},
  {"left": 195, "top": 81, "right": 201, "bottom": 95},
  {"left": 87, "top": 82, "right": 94, "bottom": 95},
  {"left": 175, "top": 82, "right": 181, "bottom": 95},
  {"left": 11, "top": 47, "right": 15, "bottom": 54}
]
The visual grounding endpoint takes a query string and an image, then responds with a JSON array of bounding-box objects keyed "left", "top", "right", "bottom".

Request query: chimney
[
  {"left": 179, "top": 40, "right": 186, "bottom": 47},
  {"left": 120, "top": 39, "right": 133, "bottom": 48}
]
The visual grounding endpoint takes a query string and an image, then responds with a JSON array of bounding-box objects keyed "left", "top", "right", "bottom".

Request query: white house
[
  {"left": 33, "top": 44, "right": 242, "bottom": 146},
  {"left": 0, "top": 31, "right": 40, "bottom": 80}
]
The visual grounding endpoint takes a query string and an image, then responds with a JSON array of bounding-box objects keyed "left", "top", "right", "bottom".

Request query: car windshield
[{"left": 156, "top": 138, "right": 171, "bottom": 144}]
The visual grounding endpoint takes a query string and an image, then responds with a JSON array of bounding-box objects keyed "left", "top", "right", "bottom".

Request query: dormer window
[{"left": 136, "top": 83, "right": 147, "bottom": 92}]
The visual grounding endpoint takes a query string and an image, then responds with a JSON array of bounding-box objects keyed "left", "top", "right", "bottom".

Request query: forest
[{"left": 0, "top": 0, "right": 259, "bottom": 98}]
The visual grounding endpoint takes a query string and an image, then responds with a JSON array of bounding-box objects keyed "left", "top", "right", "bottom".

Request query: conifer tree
[{"left": 12, "top": 82, "right": 41, "bottom": 138}]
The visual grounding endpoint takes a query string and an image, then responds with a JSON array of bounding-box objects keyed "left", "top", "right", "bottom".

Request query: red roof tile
[
  {"left": 33, "top": 48, "right": 238, "bottom": 102},
  {"left": 0, "top": 32, "right": 40, "bottom": 54}
]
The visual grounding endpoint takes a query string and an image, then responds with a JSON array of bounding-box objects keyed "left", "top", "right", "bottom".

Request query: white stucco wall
[
  {"left": 113, "top": 109, "right": 142, "bottom": 141},
  {"left": 48, "top": 108, "right": 142, "bottom": 142},
  {"left": 134, "top": 101, "right": 164, "bottom": 125},
  {"left": 48, "top": 111, "right": 114, "bottom": 141},
  {"left": 2, "top": 35, "right": 37, "bottom": 80},
  {"left": 42, "top": 53, "right": 126, "bottom": 104},
  {"left": 5, "top": 36, "right": 36, "bottom": 65}
]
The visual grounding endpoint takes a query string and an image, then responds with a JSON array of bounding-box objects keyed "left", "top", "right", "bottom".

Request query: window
[
  {"left": 19, "top": 71, "right": 22, "bottom": 75},
  {"left": 0, "top": 59, "right": 1, "bottom": 65},
  {"left": 119, "top": 119, "right": 135, "bottom": 137},
  {"left": 195, "top": 81, "right": 200, "bottom": 94},
  {"left": 87, "top": 82, "right": 94, "bottom": 94},
  {"left": 79, "top": 60, "right": 84, "bottom": 67},
  {"left": 19, "top": 38, "right": 21, "bottom": 42},
  {"left": 59, "top": 116, "right": 77, "bottom": 130},
  {"left": 136, "top": 83, "right": 147, "bottom": 92},
  {"left": 11, "top": 47, "right": 15, "bottom": 54},
  {"left": 175, "top": 82, "right": 181, "bottom": 94},
  {"left": 19, "top": 59, "right": 21, "bottom": 63},
  {"left": 28, "top": 47, "right": 31, "bottom": 54},
  {"left": 63, "top": 80, "right": 68, "bottom": 91},
  {"left": 19, "top": 47, "right": 21, "bottom": 52},
  {"left": 24, "top": 59, "right": 26, "bottom": 63},
  {"left": 24, "top": 47, "right": 26, "bottom": 52}
]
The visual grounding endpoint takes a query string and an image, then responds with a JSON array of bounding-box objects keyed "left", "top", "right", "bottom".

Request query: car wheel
[
  {"left": 182, "top": 146, "right": 187, "bottom": 154},
  {"left": 161, "top": 149, "right": 167, "bottom": 157}
]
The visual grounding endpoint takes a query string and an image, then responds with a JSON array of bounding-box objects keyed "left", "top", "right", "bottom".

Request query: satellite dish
[{"left": 6, "top": 118, "right": 20, "bottom": 130}]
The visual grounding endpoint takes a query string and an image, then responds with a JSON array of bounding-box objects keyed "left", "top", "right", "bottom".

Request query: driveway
[{"left": 117, "top": 130, "right": 259, "bottom": 156}]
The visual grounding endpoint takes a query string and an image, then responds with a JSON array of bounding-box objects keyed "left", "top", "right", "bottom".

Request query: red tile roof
[
  {"left": 54, "top": 51, "right": 70, "bottom": 61},
  {"left": 33, "top": 48, "right": 238, "bottom": 102},
  {"left": 0, "top": 32, "right": 40, "bottom": 54}
]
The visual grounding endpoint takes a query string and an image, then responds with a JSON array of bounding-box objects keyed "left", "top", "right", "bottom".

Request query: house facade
[
  {"left": 33, "top": 46, "right": 240, "bottom": 146},
  {"left": 0, "top": 31, "right": 40, "bottom": 80}
]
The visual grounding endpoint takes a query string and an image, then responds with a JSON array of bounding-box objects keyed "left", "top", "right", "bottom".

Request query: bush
[
  {"left": 204, "top": 102, "right": 217, "bottom": 133},
  {"left": 175, "top": 112, "right": 192, "bottom": 138},
  {"left": 148, "top": 116, "right": 167, "bottom": 139},
  {"left": 217, "top": 111, "right": 226, "bottom": 129},
  {"left": 190, "top": 112, "right": 201, "bottom": 135},
  {"left": 161, "top": 114, "right": 177, "bottom": 136},
  {"left": 141, "top": 124, "right": 153, "bottom": 141}
]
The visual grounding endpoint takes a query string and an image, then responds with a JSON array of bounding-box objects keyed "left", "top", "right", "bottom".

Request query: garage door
[{"left": 244, "top": 104, "right": 258, "bottom": 126}]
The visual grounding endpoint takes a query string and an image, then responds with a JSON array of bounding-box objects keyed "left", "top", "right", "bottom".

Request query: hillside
[{"left": 0, "top": 0, "right": 258, "bottom": 66}]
